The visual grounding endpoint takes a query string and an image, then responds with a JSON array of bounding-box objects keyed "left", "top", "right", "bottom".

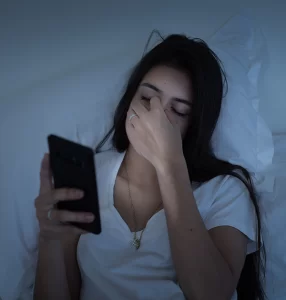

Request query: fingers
[
  {"left": 131, "top": 99, "right": 149, "bottom": 117},
  {"left": 38, "top": 188, "right": 84, "bottom": 206},
  {"left": 50, "top": 209, "right": 94, "bottom": 224},
  {"left": 39, "top": 153, "right": 53, "bottom": 194},
  {"left": 150, "top": 96, "right": 162, "bottom": 110},
  {"left": 35, "top": 188, "right": 85, "bottom": 216},
  {"left": 52, "top": 188, "right": 84, "bottom": 205}
]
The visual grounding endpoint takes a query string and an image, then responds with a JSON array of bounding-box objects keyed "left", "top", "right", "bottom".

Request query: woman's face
[{"left": 126, "top": 65, "right": 193, "bottom": 140}]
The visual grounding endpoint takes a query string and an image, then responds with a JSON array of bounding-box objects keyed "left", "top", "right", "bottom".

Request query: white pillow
[{"left": 208, "top": 11, "right": 274, "bottom": 173}]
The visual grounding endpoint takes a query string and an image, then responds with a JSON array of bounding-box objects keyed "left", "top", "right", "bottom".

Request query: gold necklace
[{"left": 124, "top": 161, "right": 161, "bottom": 250}]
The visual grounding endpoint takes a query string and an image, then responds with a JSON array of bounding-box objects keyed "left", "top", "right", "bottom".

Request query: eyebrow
[{"left": 140, "top": 83, "right": 192, "bottom": 107}]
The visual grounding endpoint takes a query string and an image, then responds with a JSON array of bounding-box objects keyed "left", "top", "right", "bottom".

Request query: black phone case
[{"left": 47, "top": 134, "right": 101, "bottom": 234}]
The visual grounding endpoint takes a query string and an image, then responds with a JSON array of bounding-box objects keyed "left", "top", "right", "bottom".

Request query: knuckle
[
  {"left": 72, "top": 213, "right": 79, "bottom": 222},
  {"left": 53, "top": 189, "right": 63, "bottom": 203},
  {"left": 46, "top": 191, "right": 54, "bottom": 201},
  {"left": 52, "top": 189, "right": 58, "bottom": 201},
  {"left": 56, "top": 210, "right": 85, "bottom": 224},
  {"left": 63, "top": 188, "right": 71, "bottom": 198},
  {"left": 70, "top": 212, "right": 79, "bottom": 222},
  {"left": 55, "top": 188, "right": 82, "bottom": 201},
  {"left": 69, "top": 212, "right": 82, "bottom": 223},
  {"left": 76, "top": 213, "right": 85, "bottom": 222},
  {"left": 59, "top": 188, "right": 71, "bottom": 200},
  {"left": 58, "top": 211, "right": 68, "bottom": 223}
]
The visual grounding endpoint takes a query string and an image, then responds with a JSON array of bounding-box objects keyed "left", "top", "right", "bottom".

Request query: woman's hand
[
  {"left": 128, "top": 96, "right": 183, "bottom": 170},
  {"left": 35, "top": 153, "right": 94, "bottom": 241}
]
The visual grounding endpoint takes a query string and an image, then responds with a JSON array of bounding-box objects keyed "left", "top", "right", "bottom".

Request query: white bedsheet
[{"left": 259, "top": 133, "right": 286, "bottom": 300}]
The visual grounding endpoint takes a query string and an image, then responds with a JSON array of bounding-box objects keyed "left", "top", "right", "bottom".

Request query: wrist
[
  {"left": 38, "top": 232, "right": 61, "bottom": 245},
  {"left": 155, "top": 152, "right": 186, "bottom": 177},
  {"left": 38, "top": 231, "right": 79, "bottom": 245}
]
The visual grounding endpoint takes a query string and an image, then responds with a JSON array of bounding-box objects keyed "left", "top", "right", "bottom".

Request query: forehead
[{"left": 141, "top": 65, "right": 193, "bottom": 101}]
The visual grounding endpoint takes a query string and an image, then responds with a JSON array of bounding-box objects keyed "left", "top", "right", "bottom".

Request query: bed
[{"left": 0, "top": 7, "right": 285, "bottom": 300}]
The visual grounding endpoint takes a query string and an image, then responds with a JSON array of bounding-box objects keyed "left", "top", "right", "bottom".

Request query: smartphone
[{"left": 47, "top": 134, "right": 101, "bottom": 234}]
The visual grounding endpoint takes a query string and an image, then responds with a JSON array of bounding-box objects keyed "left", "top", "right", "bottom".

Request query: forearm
[
  {"left": 33, "top": 237, "right": 81, "bottom": 300},
  {"left": 62, "top": 236, "right": 82, "bottom": 300},
  {"left": 156, "top": 157, "right": 235, "bottom": 300}
]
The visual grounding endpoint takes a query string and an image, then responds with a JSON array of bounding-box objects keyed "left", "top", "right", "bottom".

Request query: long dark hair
[{"left": 95, "top": 32, "right": 266, "bottom": 300}]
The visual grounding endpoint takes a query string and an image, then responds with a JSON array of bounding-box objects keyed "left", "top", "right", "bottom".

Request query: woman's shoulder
[
  {"left": 196, "top": 174, "right": 258, "bottom": 254},
  {"left": 193, "top": 173, "right": 250, "bottom": 217},
  {"left": 195, "top": 172, "right": 248, "bottom": 198}
]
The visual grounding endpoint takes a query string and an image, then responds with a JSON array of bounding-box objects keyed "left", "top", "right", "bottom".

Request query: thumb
[{"left": 39, "top": 153, "right": 53, "bottom": 194}]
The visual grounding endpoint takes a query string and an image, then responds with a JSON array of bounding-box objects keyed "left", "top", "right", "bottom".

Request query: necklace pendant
[{"left": 132, "top": 237, "right": 141, "bottom": 250}]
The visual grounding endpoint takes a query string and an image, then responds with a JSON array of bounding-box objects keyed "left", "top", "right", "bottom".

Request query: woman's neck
[{"left": 120, "top": 145, "right": 159, "bottom": 188}]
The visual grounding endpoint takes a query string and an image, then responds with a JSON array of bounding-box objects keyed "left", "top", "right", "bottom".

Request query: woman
[{"left": 34, "top": 34, "right": 266, "bottom": 300}]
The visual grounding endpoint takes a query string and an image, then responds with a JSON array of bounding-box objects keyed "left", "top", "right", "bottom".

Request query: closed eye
[
  {"left": 141, "top": 96, "right": 190, "bottom": 118},
  {"left": 141, "top": 96, "right": 151, "bottom": 101},
  {"left": 171, "top": 108, "right": 190, "bottom": 117}
]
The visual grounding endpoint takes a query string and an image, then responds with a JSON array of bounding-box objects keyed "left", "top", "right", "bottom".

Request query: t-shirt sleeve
[{"left": 203, "top": 175, "right": 259, "bottom": 255}]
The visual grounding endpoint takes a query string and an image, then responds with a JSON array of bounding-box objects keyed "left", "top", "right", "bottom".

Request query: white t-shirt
[{"left": 77, "top": 149, "right": 258, "bottom": 300}]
